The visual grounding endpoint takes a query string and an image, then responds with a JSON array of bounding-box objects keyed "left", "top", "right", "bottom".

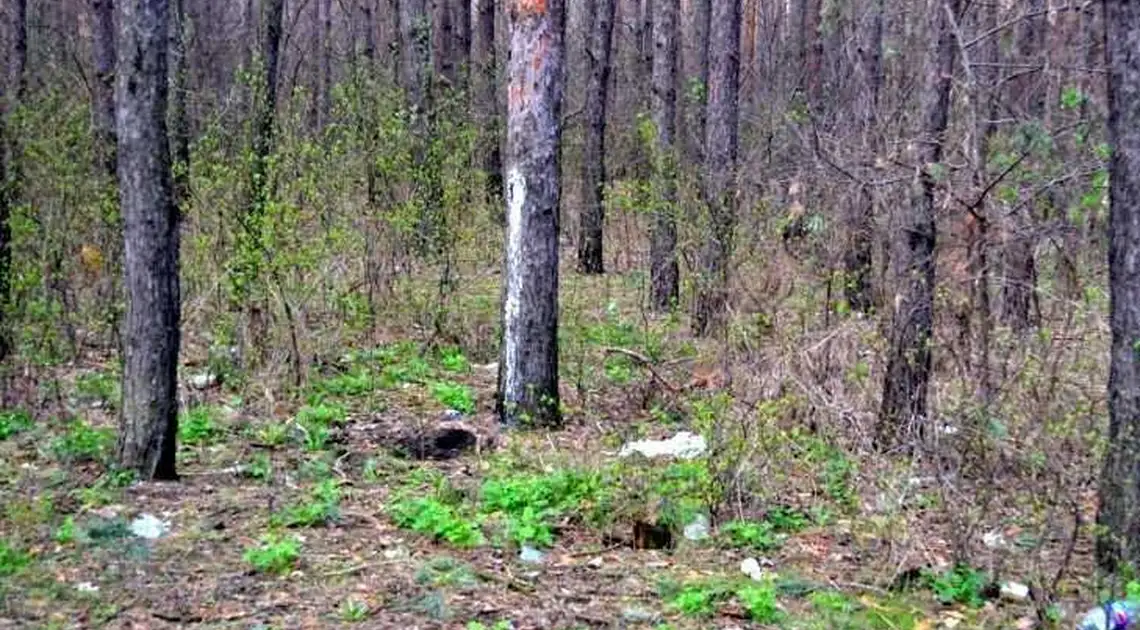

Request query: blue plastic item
[{"left": 1078, "top": 601, "right": 1140, "bottom": 630}]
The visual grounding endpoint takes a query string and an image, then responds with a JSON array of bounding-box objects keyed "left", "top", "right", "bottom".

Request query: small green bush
[
  {"left": 0, "top": 409, "right": 33, "bottom": 440},
  {"left": 389, "top": 495, "right": 483, "bottom": 547},
  {"left": 431, "top": 381, "right": 476, "bottom": 414},
  {"left": 50, "top": 419, "right": 113, "bottom": 462},
  {"left": 243, "top": 534, "right": 301, "bottom": 575},
  {"left": 179, "top": 405, "right": 224, "bottom": 446}
]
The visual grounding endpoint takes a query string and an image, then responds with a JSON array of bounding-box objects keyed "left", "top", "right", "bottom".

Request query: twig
[{"left": 601, "top": 347, "right": 680, "bottom": 393}]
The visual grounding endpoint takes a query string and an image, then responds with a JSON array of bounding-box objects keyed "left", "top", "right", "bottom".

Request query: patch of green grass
[
  {"left": 243, "top": 533, "right": 301, "bottom": 575},
  {"left": 254, "top": 421, "right": 290, "bottom": 447},
  {"left": 438, "top": 347, "right": 471, "bottom": 373},
  {"left": 50, "top": 419, "right": 113, "bottom": 462},
  {"left": 312, "top": 369, "right": 377, "bottom": 398},
  {"left": 926, "top": 563, "right": 989, "bottom": 608},
  {"left": 479, "top": 468, "right": 603, "bottom": 547},
  {"left": 53, "top": 516, "right": 77, "bottom": 545},
  {"left": 415, "top": 556, "right": 479, "bottom": 590},
  {"left": 466, "top": 621, "right": 512, "bottom": 630},
  {"left": 296, "top": 403, "right": 347, "bottom": 427},
  {"left": 0, "top": 539, "right": 30, "bottom": 576},
  {"left": 737, "top": 581, "right": 782, "bottom": 623},
  {"left": 720, "top": 519, "right": 783, "bottom": 551},
  {"left": 179, "top": 405, "right": 224, "bottom": 446},
  {"left": 244, "top": 453, "right": 272, "bottom": 481},
  {"left": 0, "top": 409, "right": 33, "bottom": 440},
  {"left": 389, "top": 495, "right": 483, "bottom": 548},
  {"left": 75, "top": 370, "right": 119, "bottom": 405},
  {"left": 431, "top": 381, "right": 476, "bottom": 414},
  {"left": 272, "top": 479, "right": 341, "bottom": 528},
  {"left": 766, "top": 506, "right": 811, "bottom": 533},
  {"left": 667, "top": 582, "right": 730, "bottom": 617},
  {"left": 339, "top": 597, "right": 370, "bottom": 622}
]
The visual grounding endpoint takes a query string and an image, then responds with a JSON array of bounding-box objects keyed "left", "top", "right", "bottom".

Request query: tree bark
[
  {"left": 498, "top": 0, "right": 565, "bottom": 428},
  {"left": 577, "top": 0, "right": 615, "bottom": 275},
  {"left": 649, "top": 0, "right": 679, "bottom": 310},
  {"left": 1097, "top": 0, "right": 1140, "bottom": 575},
  {"left": 0, "top": 50, "right": 9, "bottom": 362},
  {"left": 876, "top": 0, "right": 960, "bottom": 450},
  {"left": 362, "top": 0, "right": 377, "bottom": 62},
  {"left": 691, "top": 0, "right": 740, "bottom": 337},
  {"left": 454, "top": 0, "right": 472, "bottom": 85},
  {"left": 318, "top": 0, "right": 333, "bottom": 131},
  {"left": 171, "top": 0, "right": 191, "bottom": 209},
  {"left": 682, "top": 0, "right": 710, "bottom": 168},
  {"left": 434, "top": 0, "right": 456, "bottom": 84},
  {"left": 476, "top": 0, "right": 503, "bottom": 208},
  {"left": 93, "top": 0, "right": 118, "bottom": 180},
  {"left": 400, "top": 0, "right": 432, "bottom": 111},
  {"left": 843, "top": 0, "right": 882, "bottom": 313},
  {"left": 13, "top": 0, "right": 27, "bottom": 101},
  {"left": 115, "top": 0, "right": 180, "bottom": 480}
]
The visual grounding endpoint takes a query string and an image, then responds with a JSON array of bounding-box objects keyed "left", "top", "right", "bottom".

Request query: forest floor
[{"left": 0, "top": 272, "right": 1109, "bottom": 629}]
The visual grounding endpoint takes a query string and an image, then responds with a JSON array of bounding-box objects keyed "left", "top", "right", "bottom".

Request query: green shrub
[
  {"left": 431, "top": 381, "right": 476, "bottom": 414},
  {"left": 389, "top": 495, "right": 483, "bottom": 547},
  {"left": 737, "top": 582, "right": 782, "bottom": 623},
  {"left": 50, "top": 419, "right": 113, "bottom": 462},
  {"left": 243, "top": 534, "right": 301, "bottom": 575},
  {"left": 926, "top": 564, "right": 989, "bottom": 608},
  {"left": 0, "top": 409, "right": 33, "bottom": 440},
  {"left": 273, "top": 479, "right": 341, "bottom": 528},
  {"left": 179, "top": 405, "right": 224, "bottom": 446},
  {"left": 0, "top": 540, "right": 31, "bottom": 576},
  {"left": 720, "top": 519, "right": 784, "bottom": 551}
]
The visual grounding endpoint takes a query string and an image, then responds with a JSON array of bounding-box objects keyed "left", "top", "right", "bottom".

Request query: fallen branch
[{"left": 601, "top": 347, "right": 680, "bottom": 393}]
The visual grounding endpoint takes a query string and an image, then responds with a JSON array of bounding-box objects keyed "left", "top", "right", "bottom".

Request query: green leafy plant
[
  {"left": 416, "top": 556, "right": 479, "bottom": 589},
  {"left": 720, "top": 519, "right": 784, "bottom": 551},
  {"left": 245, "top": 453, "right": 272, "bottom": 481},
  {"left": 668, "top": 582, "right": 729, "bottom": 617},
  {"left": 53, "top": 516, "right": 77, "bottom": 545},
  {"left": 431, "top": 381, "right": 476, "bottom": 414},
  {"left": 179, "top": 405, "right": 224, "bottom": 446},
  {"left": 243, "top": 533, "right": 301, "bottom": 575},
  {"left": 926, "top": 564, "right": 989, "bottom": 608},
  {"left": 273, "top": 479, "right": 341, "bottom": 528},
  {"left": 389, "top": 495, "right": 483, "bottom": 548},
  {"left": 766, "top": 506, "right": 811, "bottom": 533},
  {"left": 737, "top": 581, "right": 782, "bottom": 623},
  {"left": 0, "top": 539, "right": 31, "bottom": 576},
  {"left": 50, "top": 419, "right": 113, "bottom": 462},
  {"left": 75, "top": 370, "right": 119, "bottom": 406},
  {"left": 438, "top": 347, "right": 470, "bottom": 373},
  {"left": 0, "top": 409, "right": 33, "bottom": 440},
  {"left": 480, "top": 468, "right": 602, "bottom": 546},
  {"left": 254, "top": 421, "right": 290, "bottom": 447},
  {"left": 296, "top": 403, "right": 347, "bottom": 427}
]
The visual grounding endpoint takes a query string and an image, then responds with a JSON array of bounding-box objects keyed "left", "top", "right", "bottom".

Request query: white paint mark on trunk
[{"left": 503, "top": 168, "right": 527, "bottom": 404}]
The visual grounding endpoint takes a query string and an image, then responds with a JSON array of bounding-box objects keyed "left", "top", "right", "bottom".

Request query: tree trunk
[
  {"left": 683, "top": 0, "right": 709, "bottom": 167},
  {"left": 498, "top": 0, "right": 565, "bottom": 428},
  {"left": 93, "top": 0, "right": 118, "bottom": 179},
  {"left": 802, "top": 0, "right": 822, "bottom": 108},
  {"left": 13, "top": 0, "right": 27, "bottom": 101},
  {"left": 691, "top": 0, "right": 740, "bottom": 337},
  {"left": 0, "top": 54, "right": 9, "bottom": 362},
  {"left": 362, "top": 0, "right": 377, "bottom": 62},
  {"left": 1000, "top": 0, "right": 1046, "bottom": 332},
  {"left": 876, "top": 0, "right": 960, "bottom": 450},
  {"left": 1097, "top": 0, "right": 1140, "bottom": 575},
  {"left": 115, "top": 0, "right": 180, "bottom": 480},
  {"left": 649, "top": 0, "right": 679, "bottom": 310},
  {"left": 171, "top": 0, "right": 191, "bottom": 209},
  {"left": 577, "top": 0, "right": 615, "bottom": 275},
  {"left": 434, "top": 0, "right": 456, "bottom": 84},
  {"left": 318, "top": 0, "right": 332, "bottom": 131},
  {"left": 454, "top": 0, "right": 472, "bottom": 85},
  {"left": 843, "top": 0, "right": 882, "bottom": 313},
  {"left": 400, "top": 0, "right": 431, "bottom": 110},
  {"left": 476, "top": 0, "right": 503, "bottom": 208}
]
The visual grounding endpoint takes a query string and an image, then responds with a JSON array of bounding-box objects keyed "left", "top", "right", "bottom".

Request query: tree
[
  {"left": 843, "top": 0, "right": 882, "bottom": 313},
  {"left": 399, "top": 0, "right": 431, "bottom": 115},
  {"left": 92, "top": 0, "right": 118, "bottom": 179},
  {"left": 170, "top": 0, "right": 191, "bottom": 208},
  {"left": 649, "top": 0, "right": 679, "bottom": 310},
  {"left": 577, "top": 0, "right": 615, "bottom": 275},
  {"left": 0, "top": 0, "right": 26, "bottom": 361},
  {"left": 475, "top": 0, "right": 503, "bottom": 205},
  {"left": 691, "top": 0, "right": 741, "bottom": 337},
  {"left": 876, "top": 0, "right": 961, "bottom": 449},
  {"left": 1097, "top": 0, "right": 1140, "bottom": 575},
  {"left": 115, "top": 0, "right": 180, "bottom": 480},
  {"left": 498, "top": 0, "right": 565, "bottom": 428},
  {"left": 682, "top": 0, "right": 710, "bottom": 168}
]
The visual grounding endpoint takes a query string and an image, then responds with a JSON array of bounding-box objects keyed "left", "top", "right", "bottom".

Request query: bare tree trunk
[
  {"left": 171, "top": 0, "right": 191, "bottom": 209},
  {"left": 400, "top": 0, "right": 431, "bottom": 107},
  {"left": 115, "top": 0, "right": 180, "bottom": 480},
  {"left": 454, "top": 0, "right": 472, "bottom": 85},
  {"left": 843, "top": 0, "right": 882, "bottom": 313},
  {"left": 92, "top": 0, "right": 118, "bottom": 179},
  {"left": 498, "top": 0, "right": 565, "bottom": 428},
  {"left": 1097, "top": 0, "right": 1140, "bottom": 576},
  {"left": 476, "top": 0, "right": 503, "bottom": 207},
  {"left": 802, "top": 0, "right": 822, "bottom": 108},
  {"left": 577, "top": 0, "right": 615, "bottom": 275},
  {"left": 691, "top": 0, "right": 740, "bottom": 337},
  {"left": 876, "top": 0, "right": 960, "bottom": 450},
  {"left": 649, "top": 0, "right": 679, "bottom": 310},
  {"left": 13, "top": 0, "right": 27, "bottom": 101},
  {"left": 0, "top": 53, "right": 10, "bottom": 362},
  {"left": 362, "top": 0, "right": 377, "bottom": 62},
  {"left": 434, "top": 0, "right": 456, "bottom": 84},
  {"left": 318, "top": 0, "right": 332, "bottom": 131},
  {"left": 683, "top": 0, "right": 709, "bottom": 167},
  {"left": 1000, "top": 0, "right": 1046, "bottom": 332}
]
